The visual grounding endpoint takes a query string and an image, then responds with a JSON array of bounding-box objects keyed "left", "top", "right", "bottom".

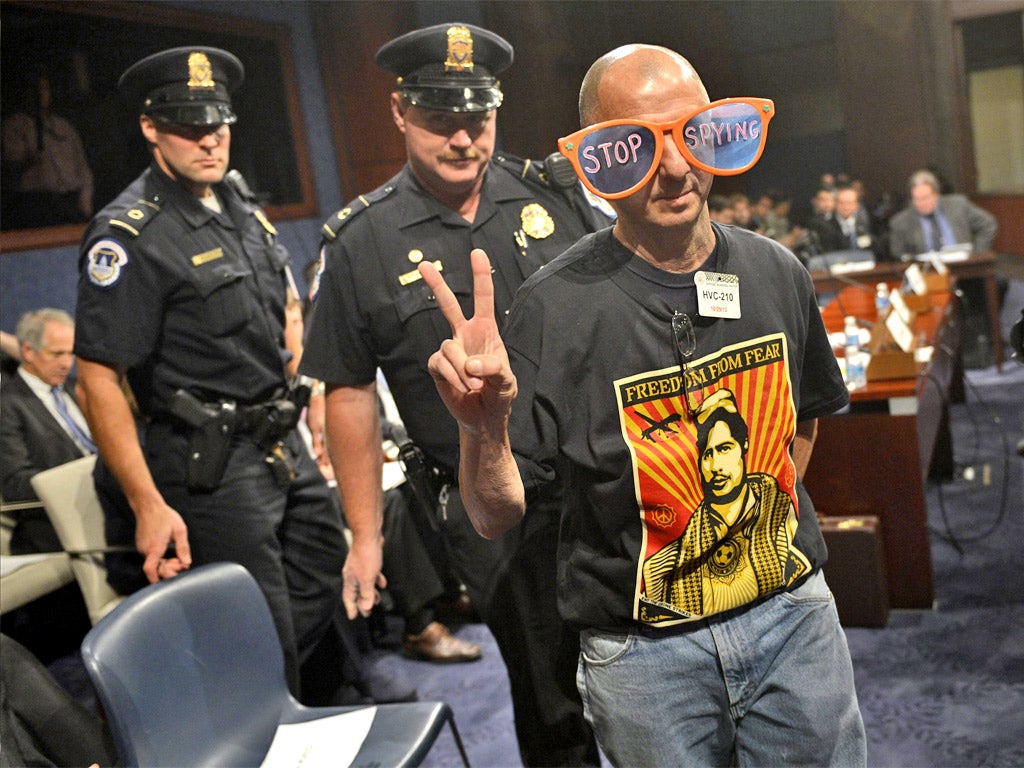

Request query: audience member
[
  {"left": 729, "top": 192, "right": 756, "bottom": 230},
  {"left": 419, "top": 43, "right": 866, "bottom": 766},
  {"left": 72, "top": 46, "right": 411, "bottom": 707},
  {"left": 755, "top": 189, "right": 812, "bottom": 259},
  {"left": 0, "top": 308, "right": 94, "bottom": 662},
  {"left": 833, "top": 184, "right": 877, "bottom": 253},
  {"left": 300, "top": 23, "right": 606, "bottom": 766},
  {"left": 887, "top": 169, "right": 997, "bottom": 258},
  {"left": 806, "top": 187, "right": 841, "bottom": 252},
  {"left": 750, "top": 191, "right": 775, "bottom": 234},
  {"left": 810, "top": 186, "right": 836, "bottom": 217},
  {"left": 888, "top": 169, "right": 1002, "bottom": 365},
  {"left": 1, "top": 71, "right": 94, "bottom": 229},
  {"left": 1, "top": 308, "right": 94, "bottom": 554},
  {"left": 708, "top": 194, "right": 735, "bottom": 224}
]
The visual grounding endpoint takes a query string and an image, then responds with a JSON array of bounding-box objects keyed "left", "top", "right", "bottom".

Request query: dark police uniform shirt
[
  {"left": 75, "top": 162, "right": 291, "bottom": 417},
  {"left": 300, "top": 155, "right": 611, "bottom": 471}
]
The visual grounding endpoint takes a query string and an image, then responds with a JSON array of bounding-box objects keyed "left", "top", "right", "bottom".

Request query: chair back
[
  {"left": 80, "top": 562, "right": 288, "bottom": 767},
  {"left": 29, "top": 455, "right": 123, "bottom": 623}
]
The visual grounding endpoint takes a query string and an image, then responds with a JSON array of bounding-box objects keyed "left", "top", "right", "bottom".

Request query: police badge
[
  {"left": 520, "top": 203, "right": 555, "bottom": 239},
  {"left": 445, "top": 25, "right": 474, "bottom": 72},
  {"left": 187, "top": 52, "right": 216, "bottom": 89}
]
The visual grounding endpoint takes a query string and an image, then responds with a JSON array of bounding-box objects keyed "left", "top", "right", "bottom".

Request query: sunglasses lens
[
  {"left": 682, "top": 102, "right": 767, "bottom": 172},
  {"left": 574, "top": 123, "right": 658, "bottom": 196}
]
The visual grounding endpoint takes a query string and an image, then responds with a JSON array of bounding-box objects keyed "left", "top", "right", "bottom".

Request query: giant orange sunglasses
[{"left": 557, "top": 97, "right": 775, "bottom": 200}]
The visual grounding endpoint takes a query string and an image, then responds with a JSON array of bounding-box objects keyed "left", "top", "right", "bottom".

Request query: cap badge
[
  {"left": 187, "top": 52, "right": 215, "bottom": 89},
  {"left": 445, "top": 25, "right": 474, "bottom": 72},
  {"left": 520, "top": 203, "right": 555, "bottom": 240}
]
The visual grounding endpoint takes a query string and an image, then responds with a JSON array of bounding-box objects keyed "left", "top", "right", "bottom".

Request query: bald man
[{"left": 419, "top": 45, "right": 866, "bottom": 765}]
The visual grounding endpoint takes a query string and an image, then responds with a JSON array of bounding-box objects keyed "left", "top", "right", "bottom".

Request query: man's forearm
[
  {"left": 76, "top": 358, "right": 162, "bottom": 514},
  {"left": 458, "top": 425, "right": 525, "bottom": 539},
  {"left": 324, "top": 383, "right": 384, "bottom": 543}
]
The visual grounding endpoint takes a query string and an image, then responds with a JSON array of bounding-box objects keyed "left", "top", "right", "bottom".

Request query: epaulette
[
  {"left": 321, "top": 185, "right": 396, "bottom": 241},
  {"left": 108, "top": 196, "right": 161, "bottom": 238},
  {"left": 492, "top": 153, "right": 552, "bottom": 190}
]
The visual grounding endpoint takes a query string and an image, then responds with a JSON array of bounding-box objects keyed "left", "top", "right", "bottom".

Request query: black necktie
[{"left": 925, "top": 214, "right": 942, "bottom": 252}]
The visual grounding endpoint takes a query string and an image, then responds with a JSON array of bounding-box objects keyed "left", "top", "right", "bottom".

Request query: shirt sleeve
[
  {"left": 298, "top": 241, "right": 378, "bottom": 386},
  {"left": 74, "top": 230, "right": 165, "bottom": 367}
]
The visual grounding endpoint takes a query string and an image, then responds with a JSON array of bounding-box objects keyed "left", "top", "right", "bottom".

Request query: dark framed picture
[{"left": 1, "top": 0, "right": 316, "bottom": 251}]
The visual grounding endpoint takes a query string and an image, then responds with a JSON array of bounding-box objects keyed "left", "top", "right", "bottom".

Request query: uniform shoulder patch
[
  {"left": 321, "top": 185, "right": 396, "bottom": 241},
  {"left": 85, "top": 238, "right": 129, "bottom": 288},
  {"left": 109, "top": 197, "right": 161, "bottom": 238}
]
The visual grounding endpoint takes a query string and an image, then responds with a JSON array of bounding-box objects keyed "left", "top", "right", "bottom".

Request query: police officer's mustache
[{"left": 439, "top": 150, "right": 482, "bottom": 162}]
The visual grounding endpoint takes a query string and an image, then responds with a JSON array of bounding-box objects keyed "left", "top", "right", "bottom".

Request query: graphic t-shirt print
[{"left": 614, "top": 333, "right": 811, "bottom": 627}]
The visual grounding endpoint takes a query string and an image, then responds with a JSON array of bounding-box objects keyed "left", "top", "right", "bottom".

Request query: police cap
[
  {"left": 376, "top": 23, "right": 513, "bottom": 113},
  {"left": 118, "top": 46, "right": 244, "bottom": 127}
]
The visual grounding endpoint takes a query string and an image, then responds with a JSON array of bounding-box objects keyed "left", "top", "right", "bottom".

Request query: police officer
[
  {"left": 300, "top": 23, "right": 609, "bottom": 766},
  {"left": 73, "top": 47, "right": 350, "bottom": 703}
]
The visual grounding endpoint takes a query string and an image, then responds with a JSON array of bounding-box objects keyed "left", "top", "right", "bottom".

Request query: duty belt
[{"left": 164, "top": 389, "right": 301, "bottom": 491}]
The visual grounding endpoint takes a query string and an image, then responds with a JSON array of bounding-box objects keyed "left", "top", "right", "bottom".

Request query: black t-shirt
[{"left": 505, "top": 223, "right": 848, "bottom": 631}]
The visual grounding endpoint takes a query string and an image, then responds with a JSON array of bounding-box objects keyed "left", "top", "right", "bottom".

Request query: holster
[
  {"left": 168, "top": 389, "right": 237, "bottom": 492},
  {"left": 397, "top": 440, "right": 445, "bottom": 533}
]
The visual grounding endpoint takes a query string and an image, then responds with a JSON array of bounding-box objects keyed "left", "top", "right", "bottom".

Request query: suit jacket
[
  {"left": 887, "top": 194, "right": 998, "bottom": 259},
  {"left": 1, "top": 372, "right": 87, "bottom": 552}
]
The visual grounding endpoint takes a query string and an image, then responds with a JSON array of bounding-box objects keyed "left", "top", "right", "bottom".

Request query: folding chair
[
  {"left": 30, "top": 455, "right": 127, "bottom": 623},
  {"left": 80, "top": 561, "right": 470, "bottom": 767}
]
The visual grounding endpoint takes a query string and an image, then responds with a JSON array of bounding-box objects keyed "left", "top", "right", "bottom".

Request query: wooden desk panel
[{"left": 804, "top": 286, "right": 959, "bottom": 609}]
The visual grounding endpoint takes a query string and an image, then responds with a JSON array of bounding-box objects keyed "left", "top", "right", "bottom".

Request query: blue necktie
[{"left": 51, "top": 386, "right": 96, "bottom": 453}]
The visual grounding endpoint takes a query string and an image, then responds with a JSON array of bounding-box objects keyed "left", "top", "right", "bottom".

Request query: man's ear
[
  {"left": 390, "top": 93, "right": 407, "bottom": 133},
  {"left": 139, "top": 115, "right": 158, "bottom": 144}
]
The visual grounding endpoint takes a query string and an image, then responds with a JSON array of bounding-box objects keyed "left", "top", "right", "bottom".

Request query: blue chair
[{"left": 80, "top": 561, "right": 469, "bottom": 767}]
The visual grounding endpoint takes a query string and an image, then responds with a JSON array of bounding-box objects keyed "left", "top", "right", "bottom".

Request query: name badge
[{"left": 695, "top": 271, "right": 741, "bottom": 319}]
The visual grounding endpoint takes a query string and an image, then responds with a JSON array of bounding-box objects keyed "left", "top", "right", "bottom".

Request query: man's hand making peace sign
[{"left": 418, "top": 249, "right": 526, "bottom": 539}]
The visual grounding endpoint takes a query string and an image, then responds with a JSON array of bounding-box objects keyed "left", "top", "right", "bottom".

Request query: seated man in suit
[
  {"left": 806, "top": 187, "right": 840, "bottom": 252},
  {"left": 887, "top": 169, "right": 997, "bottom": 259},
  {"left": 1, "top": 309, "right": 94, "bottom": 662},
  {"left": 1, "top": 308, "right": 95, "bottom": 554},
  {"left": 888, "top": 169, "right": 1001, "bottom": 366}
]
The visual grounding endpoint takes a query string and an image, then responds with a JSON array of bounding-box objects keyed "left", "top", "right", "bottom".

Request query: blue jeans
[{"left": 577, "top": 570, "right": 866, "bottom": 767}]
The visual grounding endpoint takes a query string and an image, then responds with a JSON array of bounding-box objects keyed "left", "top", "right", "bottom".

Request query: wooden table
[
  {"left": 803, "top": 284, "right": 961, "bottom": 609},
  {"left": 810, "top": 251, "right": 1003, "bottom": 370}
]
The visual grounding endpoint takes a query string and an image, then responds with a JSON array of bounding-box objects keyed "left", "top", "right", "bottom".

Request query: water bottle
[
  {"left": 875, "top": 283, "right": 890, "bottom": 318},
  {"left": 844, "top": 315, "right": 866, "bottom": 390}
]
